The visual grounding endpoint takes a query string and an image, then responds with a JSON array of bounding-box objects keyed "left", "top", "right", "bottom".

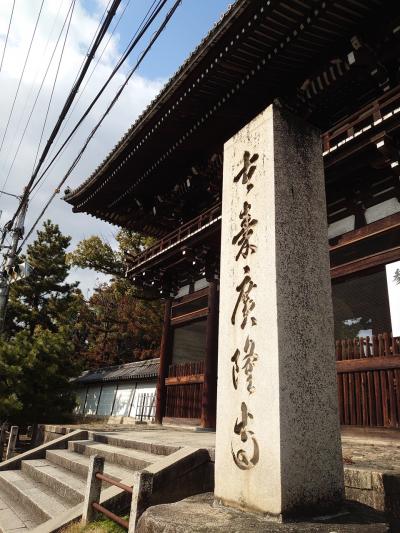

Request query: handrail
[
  {"left": 92, "top": 502, "right": 129, "bottom": 529},
  {"left": 84, "top": 456, "right": 133, "bottom": 530},
  {"left": 322, "top": 85, "right": 400, "bottom": 152},
  {"left": 126, "top": 201, "right": 221, "bottom": 270},
  {"left": 95, "top": 472, "right": 133, "bottom": 494}
]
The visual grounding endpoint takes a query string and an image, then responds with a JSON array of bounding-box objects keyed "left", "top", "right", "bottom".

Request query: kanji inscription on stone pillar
[{"left": 215, "top": 103, "right": 344, "bottom": 519}]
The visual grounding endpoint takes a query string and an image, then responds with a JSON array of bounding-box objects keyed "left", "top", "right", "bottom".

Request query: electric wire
[
  {"left": 30, "top": 0, "right": 166, "bottom": 197},
  {"left": 8, "top": 0, "right": 122, "bottom": 228},
  {"left": 45, "top": 0, "right": 133, "bottom": 167},
  {"left": 2, "top": 0, "right": 73, "bottom": 194},
  {"left": 0, "top": 0, "right": 45, "bottom": 157},
  {"left": 62, "top": 0, "right": 114, "bottom": 109},
  {"left": 33, "top": 0, "right": 156, "bottom": 200},
  {"left": 19, "top": 0, "right": 183, "bottom": 252},
  {"left": 30, "top": 0, "right": 76, "bottom": 175},
  {"left": 0, "top": 0, "right": 16, "bottom": 73}
]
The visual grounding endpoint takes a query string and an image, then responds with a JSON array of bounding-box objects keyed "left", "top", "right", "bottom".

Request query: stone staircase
[{"left": 0, "top": 433, "right": 171, "bottom": 532}]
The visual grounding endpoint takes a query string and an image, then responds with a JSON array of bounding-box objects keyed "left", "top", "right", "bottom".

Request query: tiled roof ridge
[
  {"left": 84, "top": 356, "right": 159, "bottom": 374},
  {"left": 65, "top": 0, "right": 242, "bottom": 202}
]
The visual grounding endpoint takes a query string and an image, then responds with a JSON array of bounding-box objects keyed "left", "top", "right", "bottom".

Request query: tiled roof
[
  {"left": 73, "top": 358, "right": 159, "bottom": 385},
  {"left": 64, "top": 0, "right": 243, "bottom": 202}
]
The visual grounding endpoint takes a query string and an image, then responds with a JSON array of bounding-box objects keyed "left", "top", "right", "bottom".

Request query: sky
[{"left": 0, "top": 0, "right": 232, "bottom": 296}]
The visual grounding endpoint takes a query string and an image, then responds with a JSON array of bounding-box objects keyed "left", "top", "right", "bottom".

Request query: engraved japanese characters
[{"left": 230, "top": 150, "right": 260, "bottom": 470}]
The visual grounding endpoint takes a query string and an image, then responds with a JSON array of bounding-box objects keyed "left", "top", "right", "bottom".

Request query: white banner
[{"left": 386, "top": 261, "right": 400, "bottom": 337}]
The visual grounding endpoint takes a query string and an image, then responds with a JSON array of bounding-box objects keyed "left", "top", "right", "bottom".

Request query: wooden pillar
[
  {"left": 201, "top": 280, "right": 219, "bottom": 429},
  {"left": 155, "top": 298, "right": 172, "bottom": 424}
]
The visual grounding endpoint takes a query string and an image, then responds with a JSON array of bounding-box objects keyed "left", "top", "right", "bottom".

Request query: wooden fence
[
  {"left": 165, "top": 361, "right": 204, "bottom": 420},
  {"left": 163, "top": 334, "right": 400, "bottom": 428},
  {"left": 336, "top": 333, "right": 400, "bottom": 428}
]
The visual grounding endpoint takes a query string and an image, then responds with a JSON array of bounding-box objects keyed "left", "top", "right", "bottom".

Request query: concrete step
[
  {"left": 21, "top": 459, "right": 85, "bottom": 506},
  {"left": 68, "top": 440, "right": 159, "bottom": 470},
  {"left": 0, "top": 485, "right": 40, "bottom": 532},
  {"left": 91, "top": 432, "right": 178, "bottom": 456},
  {"left": 0, "top": 470, "right": 70, "bottom": 524},
  {"left": 46, "top": 449, "right": 135, "bottom": 484}
]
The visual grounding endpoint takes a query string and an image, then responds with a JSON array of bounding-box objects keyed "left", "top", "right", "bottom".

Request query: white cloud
[{"left": 0, "top": 0, "right": 164, "bottom": 295}]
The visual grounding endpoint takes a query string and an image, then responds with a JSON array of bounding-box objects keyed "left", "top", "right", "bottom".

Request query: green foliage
[
  {"left": 67, "top": 235, "right": 122, "bottom": 276},
  {"left": 83, "top": 279, "right": 162, "bottom": 367},
  {"left": 69, "top": 229, "right": 162, "bottom": 367},
  {"left": 61, "top": 516, "right": 128, "bottom": 532},
  {"left": 67, "top": 230, "right": 155, "bottom": 279},
  {"left": 6, "top": 220, "right": 81, "bottom": 337},
  {"left": 0, "top": 328, "right": 79, "bottom": 423},
  {"left": 0, "top": 220, "right": 84, "bottom": 425}
]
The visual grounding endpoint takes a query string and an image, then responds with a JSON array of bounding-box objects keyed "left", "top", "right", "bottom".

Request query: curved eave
[
  {"left": 64, "top": 0, "right": 400, "bottom": 222},
  {"left": 64, "top": 0, "right": 247, "bottom": 205}
]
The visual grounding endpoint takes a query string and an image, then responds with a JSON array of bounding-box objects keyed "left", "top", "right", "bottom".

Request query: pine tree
[
  {"left": 0, "top": 328, "right": 78, "bottom": 423},
  {"left": 0, "top": 220, "right": 85, "bottom": 425},
  {"left": 5, "top": 220, "right": 80, "bottom": 337}
]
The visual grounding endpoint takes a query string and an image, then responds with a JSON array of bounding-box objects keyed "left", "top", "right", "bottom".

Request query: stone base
[{"left": 136, "top": 493, "right": 395, "bottom": 533}]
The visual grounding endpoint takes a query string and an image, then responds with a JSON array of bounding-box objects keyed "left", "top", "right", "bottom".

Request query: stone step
[
  {"left": 91, "top": 432, "right": 178, "bottom": 456},
  {"left": 21, "top": 459, "right": 85, "bottom": 506},
  {"left": 0, "top": 485, "right": 40, "bottom": 532},
  {"left": 0, "top": 470, "right": 70, "bottom": 524},
  {"left": 46, "top": 449, "right": 135, "bottom": 484},
  {"left": 69, "top": 440, "right": 158, "bottom": 470}
]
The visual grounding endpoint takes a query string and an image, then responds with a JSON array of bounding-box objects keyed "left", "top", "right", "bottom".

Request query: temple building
[{"left": 65, "top": 0, "right": 400, "bottom": 431}]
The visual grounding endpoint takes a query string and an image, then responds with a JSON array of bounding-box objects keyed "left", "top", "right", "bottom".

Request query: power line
[
  {"left": 66, "top": 0, "right": 114, "bottom": 95},
  {"left": 8, "top": 0, "right": 122, "bottom": 229},
  {"left": 46, "top": 0, "right": 134, "bottom": 165},
  {"left": 30, "top": 0, "right": 167, "bottom": 197},
  {"left": 2, "top": 0, "right": 73, "bottom": 194},
  {"left": 30, "top": 0, "right": 76, "bottom": 174},
  {"left": 0, "top": 0, "right": 45, "bottom": 156},
  {"left": 33, "top": 0, "right": 156, "bottom": 200},
  {"left": 0, "top": 0, "right": 16, "bottom": 73},
  {"left": 19, "top": 0, "right": 183, "bottom": 252}
]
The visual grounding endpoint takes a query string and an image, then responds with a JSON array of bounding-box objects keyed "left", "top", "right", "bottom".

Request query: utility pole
[{"left": 0, "top": 194, "right": 28, "bottom": 333}]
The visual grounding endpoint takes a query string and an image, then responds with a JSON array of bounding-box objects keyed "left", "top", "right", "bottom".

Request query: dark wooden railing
[
  {"left": 336, "top": 332, "right": 400, "bottom": 428},
  {"left": 322, "top": 85, "right": 400, "bottom": 153},
  {"left": 126, "top": 202, "right": 221, "bottom": 270},
  {"left": 165, "top": 361, "right": 205, "bottom": 420},
  {"left": 164, "top": 335, "right": 400, "bottom": 428}
]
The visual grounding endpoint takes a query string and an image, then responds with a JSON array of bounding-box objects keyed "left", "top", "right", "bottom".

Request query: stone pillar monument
[{"left": 215, "top": 103, "right": 344, "bottom": 519}]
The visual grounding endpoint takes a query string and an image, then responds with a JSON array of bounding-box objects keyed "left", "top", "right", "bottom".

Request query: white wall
[
  {"left": 74, "top": 389, "right": 87, "bottom": 414},
  {"left": 97, "top": 384, "right": 117, "bottom": 416},
  {"left": 112, "top": 384, "right": 136, "bottom": 417},
  {"left": 76, "top": 379, "right": 157, "bottom": 418},
  {"left": 84, "top": 386, "right": 102, "bottom": 415},
  {"left": 129, "top": 382, "right": 157, "bottom": 418}
]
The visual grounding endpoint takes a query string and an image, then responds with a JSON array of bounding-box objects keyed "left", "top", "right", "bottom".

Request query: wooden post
[
  {"left": 155, "top": 298, "right": 172, "bottom": 424},
  {"left": 81, "top": 455, "right": 104, "bottom": 524},
  {"left": 0, "top": 422, "right": 7, "bottom": 459},
  {"left": 5, "top": 426, "right": 18, "bottom": 460},
  {"left": 201, "top": 280, "right": 219, "bottom": 429}
]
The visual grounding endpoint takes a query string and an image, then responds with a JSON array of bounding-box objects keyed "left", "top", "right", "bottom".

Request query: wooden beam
[
  {"left": 336, "top": 356, "right": 400, "bottom": 373},
  {"left": 172, "top": 287, "right": 209, "bottom": 308},
  {"left": 201, "top": 280, "right": 218, "bottom": 429},
  {"left": 170, "top": 307, "right": 208, "bottom": 326},
  {"left": 155, "top": 299, "right": 172, "bottom": 424},
  {"left": 329, "top": 212, "right": 400, "bottom": 251},
  {"left": 165, "top": 374, "right": 204, "bottom": 386},
  {"left": 330, "top": 245, "right": 400, "bottom": 279}
]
